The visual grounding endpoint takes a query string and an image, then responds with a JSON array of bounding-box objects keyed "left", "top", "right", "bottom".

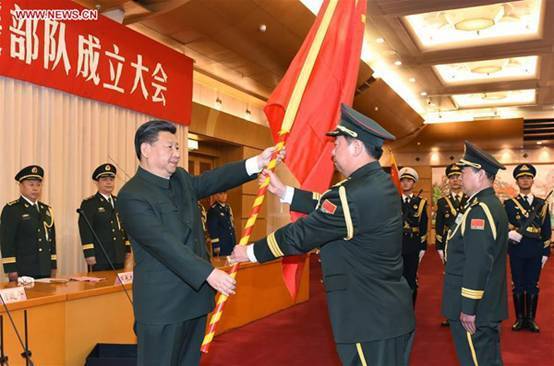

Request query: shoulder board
[
  {"left": 39, "top": 201, "right": 51, "bottom": 208},
  {"left": 534, "top": 196, "right": 545, "bottom": 203},
  {"left": 332, "top": 178, "right": 350, "bottom": 188},
  {"left": 84, "top": 195, "right": 95, "bottom": 201},
  {"left": 7, "top": 199, "right": 19, "bottom": 206}
]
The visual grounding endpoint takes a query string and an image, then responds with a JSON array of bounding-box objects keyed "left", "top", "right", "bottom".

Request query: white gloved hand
[
  {"left": 542, "top": 256, "right": 548, "bottom": 268},
  {"left": 17, "top": 276, "right": 35, "bottom": 286},
  {"left": 508, "top": 230, "right": 523, "bottom": 243}
]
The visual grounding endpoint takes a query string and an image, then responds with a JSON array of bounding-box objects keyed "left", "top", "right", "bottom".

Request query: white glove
[
  {"left": 418, "top": 250, "right": 425, "bottom": 263},
  {"left": 542, "top": 256, "right": 548, "bottom": 268},
  {"left": 508, "top": 230, "right": 523, "bottom": 243},
  {"left": 437, "top": 250, "right": 445, "bottom": 264}
]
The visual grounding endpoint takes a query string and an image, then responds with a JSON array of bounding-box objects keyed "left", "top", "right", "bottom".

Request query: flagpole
[{"left": 201, "top": 0, "right": 340, "bottom": 353}]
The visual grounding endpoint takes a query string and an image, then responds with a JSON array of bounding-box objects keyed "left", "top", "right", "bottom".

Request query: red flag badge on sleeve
[
  {"left": 321, "top": 199, "right": 337, "bottom": 215},
  {"left": 471, "top": 219, "right": 485, "bottom": 230}
]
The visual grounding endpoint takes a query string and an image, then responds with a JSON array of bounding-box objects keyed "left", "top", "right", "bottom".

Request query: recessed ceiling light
[
  {"left": 394, "top": 60, "right": 402, "bottom": 66},
  {"left": 259, "top": 24, "right": 267, "bottom": 32},
  {"left": 409, "top": 77, "right": 416, "bottom": 83},
  {"left": 417, "top": 142, "right": 422, "bottom": 146},
  {"left": 420, "top": 91, "right": 428, "bottom": 96},
  {"left": 376, "top": 37, "right": 385, "bottom": 43},
  {"left": 455, "top": 18, "right": 495, "bottom": 32},
  {"left": 537, "top": 141, "right": 542, "bottom": 145},
  {"left": 374, "top": 106, "right": 379, "bottom": 111}
]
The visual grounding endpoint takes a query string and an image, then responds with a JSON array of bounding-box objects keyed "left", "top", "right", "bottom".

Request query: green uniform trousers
[
  {"left": 136, "top": 316, "right": 206, "bottom": 366},
  {"left": 336, "top": 331, "right": 414, "bottom": 366},
  {"left": 449, "top": 320, "right": 503, "bottom": 366}
]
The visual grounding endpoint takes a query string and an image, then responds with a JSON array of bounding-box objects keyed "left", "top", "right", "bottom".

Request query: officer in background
[
  {"left": 504, "top": 163, "right": 550, "bottom": 332},
  {"left": 435, "top": 164, "right": 468, "bottom": 326},
  {"left": 399, "top": 167, "right": 428, "bottom": 307},
  {"left": 207, "top": 191, "right": 237, "bottom": 256},
  {"left": 78, "top": 163, "right": 131, "bottom": 271},
  {"left": 198, "top": 202, "right": 212, "bottom": 257},
  {"left": 232, "top": 104, "right": 415, "bottom": 366},
  {"left": 442, "top": 141, "right": 508, "bottom": 366},
  {"left": 1, "top": 166, "right": 57, "bottom": 281}
]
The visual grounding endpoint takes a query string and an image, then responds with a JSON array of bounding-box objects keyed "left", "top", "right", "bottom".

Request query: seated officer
[
  {"left": 78, "top": 164, "right": 131, "bottom": 271},
  {"left": 435, "top": 164, "right": 468, "bottom": 326},
  {"left": 207, "top": 191, "right": 237, "bottom": 256},
  {"left": 399, "top": 167, "right": 428, "bottom": 307},
  {"left": 1, "top": 166, "right": 57, "bottom": 281},
  {"left": 504, "top": 163, "right": 551, "bottom": 332}
]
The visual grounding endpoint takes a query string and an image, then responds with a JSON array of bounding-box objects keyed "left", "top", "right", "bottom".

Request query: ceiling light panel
[
  {"left": 434, "top": 56, "right": 538, "bottom": 85},
  {"left": 404, "top": 0, "right": 543, "bottom": 50},
  {"left": 452, "top": 89, "right": 535, "bottom": 108}
]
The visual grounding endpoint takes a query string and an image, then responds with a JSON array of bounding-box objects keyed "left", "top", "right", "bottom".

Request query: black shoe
[
  {"left": 512, "top": 293, "right": 525, "bottom": 331},
  {"left": 441, "top": 319, "right": 450, "bottom": 327},
  {"left": 526, "top": 293, "right": 540, "bottom": 333}
]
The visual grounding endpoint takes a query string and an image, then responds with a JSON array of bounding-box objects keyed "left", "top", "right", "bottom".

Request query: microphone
[{"left": 76, "top": 208, "right": 133, "bottom": 306}]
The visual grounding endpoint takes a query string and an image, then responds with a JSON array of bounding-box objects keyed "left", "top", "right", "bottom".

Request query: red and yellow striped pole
[
  {"left": 201, "top": 0, "right": 340, "bottom": 353},
  {"left": 201, "top": 131, "right": 288, "bottom": 352}
]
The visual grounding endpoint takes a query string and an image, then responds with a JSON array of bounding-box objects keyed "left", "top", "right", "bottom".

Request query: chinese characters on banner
[{"left": 0, "top": 0, "right": 193, "bottom": 125}]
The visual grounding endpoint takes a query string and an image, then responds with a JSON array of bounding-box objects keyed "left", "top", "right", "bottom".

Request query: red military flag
[{"left": 264, "top": 0, "right": 367, "bottom": 299}]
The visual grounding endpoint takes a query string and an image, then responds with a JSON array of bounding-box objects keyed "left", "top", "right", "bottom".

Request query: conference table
[{"left": 0, "top": 257, "right": 310, "bottom": 365}]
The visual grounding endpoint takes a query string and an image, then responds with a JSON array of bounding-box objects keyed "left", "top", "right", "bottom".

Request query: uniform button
[
  {"left": 113, "top": 237, "right": 116, "bottom": 241},
  {"left": 38, "top": 238, "right": 43, "bottom": 242},
  {"left": 37, "top": 229, "right": 40, "bottom": 232},
  {"left": 39, "top": 248, "right": 43, "bottom": 252},
  {"left": 112, "top": 229, "right": 115, "bottom": 232},
  {"left": 110, "top": 220, "right": 114, "bottom": 224}
]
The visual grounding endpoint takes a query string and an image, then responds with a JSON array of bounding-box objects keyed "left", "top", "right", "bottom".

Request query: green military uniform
[
  {"left": 441, "top": 142, "right": 508, "bottom": 366},
  {"left": 251, "top": 105, "right": 415, "bottom": 366},
  {"left": 1, "top": 166, "right": 57, "bottom": 279},
  {"left": 435, "top": 164, "right": 468, "bottom": 253},
  {"left": 78, "top": 164, "right": 131, "bottom": 271},
  {"left": 118, "top": 151, "right": 257, "bottom": 365}
]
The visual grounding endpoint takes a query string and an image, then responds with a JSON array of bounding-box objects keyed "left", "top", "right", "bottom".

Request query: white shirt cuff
[
  {"left": 280, "top": 186, "right": 295, "bottom": 204},
  {"left": 246, "top": 244, "right": 258, "bottom": 263},
  {"left": 245, "top": 157, "right": 261, "bottom": 176}
]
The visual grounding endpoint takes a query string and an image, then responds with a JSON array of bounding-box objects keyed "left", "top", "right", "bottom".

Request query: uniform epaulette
[
  {"left": 85, "top": 194, "right": 95, "bottom": 200},
  {"left": 39, "top": 201, "right": 51, "bottom": 208},
  {"left": 7, "top": 199, "right": 18, "bottom": 206},
  {"left": 332, "top": 178, "right": 350, "bottom": 188}
]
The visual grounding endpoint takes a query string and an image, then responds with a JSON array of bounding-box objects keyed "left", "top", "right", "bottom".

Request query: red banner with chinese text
[{"left": 0, "top": 0, "right": 193, "bottom": 125}]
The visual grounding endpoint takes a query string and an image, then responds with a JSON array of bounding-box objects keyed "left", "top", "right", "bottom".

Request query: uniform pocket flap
[{"left": 324, "top": 273, "right": 348, "bottom": 292}]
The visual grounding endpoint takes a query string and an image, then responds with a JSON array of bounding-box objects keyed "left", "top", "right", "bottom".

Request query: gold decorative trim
[
  {"left": 466, "top": 332, "right": 479, "bottom": 366},
  {"left": 267, "top": 232, "right": 284, "bottom": 257},
  {"left": 478, "top": 202, "right": 497, "bottom": 240},
  {"left": 462, "top": 287, "right": 484, "bottom": 300},
  {"left": 356, "top": 343, "right": 368, "bottom": 366},
  {"left": 82, "top": 243, "right": 94, "bottom": 250},
  {"left": 339, "top": 186, "right": 354, "bottom": 240},
  {"left": 1, "top": 257, "right": 16, "bottom": 264}
]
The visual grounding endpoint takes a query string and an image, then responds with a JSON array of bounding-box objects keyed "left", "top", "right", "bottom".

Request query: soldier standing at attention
[
  {"left": 399, "top": 167, "right": 428, "bottom": 307},
  {"left": 1, "top": 166, "right": 57, "bottom": 281},
  {"left": 442, "top": 141, "right": 508, "bottom": 366},
  {"left": 504, "top": 163, "right": 550, "bottom": 332},
  {"left": 232, "top": 104, "right": 415, "bottom": 366},
  {"left": 207, "top": 191, "right": 237, "bottom": 256},
  {"left": 435, "top": 163, "right": 468, "bottom": 326},
  {"left": 78, "top": 163, "right": 131, "bottom": 271}
]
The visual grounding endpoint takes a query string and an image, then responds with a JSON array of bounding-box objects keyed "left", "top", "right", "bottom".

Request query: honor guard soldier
[
  {"left": 1, "top": 166, "right": 57, "bottom": 281},
  {"left": 78, "top": 163, "right": 131, "bottom": 271},
  {"left": 207, "top": 192, "right": 237, "bottom": 256},
  {"left": 399, "top": 167, "right": 428, "bottom": 307},
  {"left": 504, "top": 163, "right": 550, "bottom": 332},
  {"left": 232, "top": 104, "right": 415, "bottom": 366},
  {"left": 435, "top": 164, "right": 468, "bottom": 326},
  {"left": 442, "top": 141, "right": 508, "bottom": 366}
]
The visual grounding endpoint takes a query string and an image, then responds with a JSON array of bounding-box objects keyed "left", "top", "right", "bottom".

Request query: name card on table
[
  {"left": 0, "top": 286, "right": 27, "bottom": 304},
  {"left": 115, "top": 272, "right": 133, "bottom": 285}
]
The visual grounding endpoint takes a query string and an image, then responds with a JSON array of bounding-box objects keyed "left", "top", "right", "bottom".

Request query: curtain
[{"left": 0, "top": 76, "right": 188, "bottom": 279}]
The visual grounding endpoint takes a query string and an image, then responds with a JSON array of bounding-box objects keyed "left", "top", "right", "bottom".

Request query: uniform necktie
[
  {"left": 404, "top": 197, "right": 410, "bottom": 204},
  {"left": 108, "top": 196, "right": 114, "bottom": 208}
]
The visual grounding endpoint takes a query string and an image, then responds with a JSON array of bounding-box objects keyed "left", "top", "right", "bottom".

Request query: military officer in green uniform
[
  {"left": 504, "top": 163, "right": 550, "bottom": 332},
  {"left": 1, "top": 165, "right": 57, "bottom": 281},
  {"left": 232, "top": 104, "right": 415, "bottom": 366},
  {"left": 435, "top": 163, "right": 468, "bottom": 326},
  {"left": 399, "top": 167, "right": 428, "bottom": 307},
  {"left": 442, "top": 141, "right": 508, "bottom": 366},
  {"left": 207, "top": 191, "right": 237, "bottom": 256},
  {"left": 117, "top": 120, "right": 280, "bottom": 366},
  {"left": 78, "top": 163, "right": 131, "bottom": 271}
]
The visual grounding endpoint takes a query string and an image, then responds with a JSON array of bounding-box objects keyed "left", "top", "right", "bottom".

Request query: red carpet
[{"left": 201, "top": 253, "right": 554, "bottom": 365}]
